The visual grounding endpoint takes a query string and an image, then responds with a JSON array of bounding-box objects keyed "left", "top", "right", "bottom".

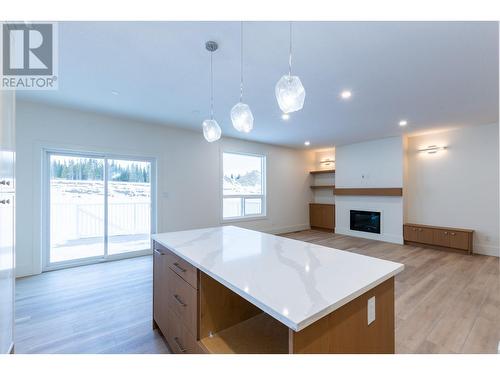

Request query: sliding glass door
[
  {"left": 107, "top": 159, "right": 151, "bottom": 255},
  {"left": 45, "top": 151, "right": 155, "bottom": 269}
]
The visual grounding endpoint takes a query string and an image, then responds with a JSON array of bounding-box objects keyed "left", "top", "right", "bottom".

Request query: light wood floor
[
  {"left": 15, "top": 256, "right": 170, "bottom": 354},
  {"left": 15, "top": 230, "right": 499, "bottom": 354},
  {"left": 282, "top": 230, "right": 500, "bottom": 354}
]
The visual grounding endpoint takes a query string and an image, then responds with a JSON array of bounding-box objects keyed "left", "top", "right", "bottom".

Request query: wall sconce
[
  {"left": 418, "top": 145, "right": 448, "bottom": 154},
  {"left": 320, "top": 159, "right": 335, "bottom": 166}
]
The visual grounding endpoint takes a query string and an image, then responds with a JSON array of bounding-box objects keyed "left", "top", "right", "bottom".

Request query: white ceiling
[{"left": 18, "top": 21, "right": 499, "bottom": 148}]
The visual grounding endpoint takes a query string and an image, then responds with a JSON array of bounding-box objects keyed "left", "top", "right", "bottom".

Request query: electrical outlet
[{"left": 367, "top": 296, "right": 376, "bottom": 325}]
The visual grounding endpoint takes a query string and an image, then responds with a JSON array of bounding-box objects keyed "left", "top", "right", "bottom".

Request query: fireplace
[{"left": 350, "top": 210, "right": 381, "bottom": 234}]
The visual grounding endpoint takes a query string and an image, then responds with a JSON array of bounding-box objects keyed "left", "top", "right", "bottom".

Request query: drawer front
[
  {"left": 167, "top": 268, "right": 198, "bottom": 334},
  {"left": 449, "top": 231, "right": 469, "bottom": 250},
  {"left": 166, "top": 308, "right": 201, "bottom": 354},
  {"left": 154, "top": 241, "right": 198, "bottom": 288}
]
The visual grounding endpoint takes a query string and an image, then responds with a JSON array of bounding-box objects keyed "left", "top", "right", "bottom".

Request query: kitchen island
[{"left": 152, "top": 226, "right": 404, "bottom": 354}]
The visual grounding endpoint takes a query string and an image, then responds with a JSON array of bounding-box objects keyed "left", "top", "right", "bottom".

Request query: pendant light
[
  {"left": 275, "top": 22, "right": 305, "bottom": 114},
  {"left": 202, "top": 41, "right": 222, "bottom": 142},
  {"left": 231, "top": 22, "right": 254, "bottom": 133}
]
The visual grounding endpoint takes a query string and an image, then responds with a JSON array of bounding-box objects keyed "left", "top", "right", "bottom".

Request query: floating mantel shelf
[
  {"left": 335, "top": 188, "right": 403, "bottom": 197},
  {"left": 309, "top": 169, "right": 335, "bottom": 175},
  {"left": 310, "top": 185, "right": 335, "bottom": 190}
]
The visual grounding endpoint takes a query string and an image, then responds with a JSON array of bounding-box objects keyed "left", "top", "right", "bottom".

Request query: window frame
[{"left": 220, "top": 150, "right": 267, "bottom": 223}]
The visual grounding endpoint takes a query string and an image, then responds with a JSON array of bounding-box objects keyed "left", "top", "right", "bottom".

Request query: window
[{"left": 222, "top": 152, "right": 266, "bottom": 220}]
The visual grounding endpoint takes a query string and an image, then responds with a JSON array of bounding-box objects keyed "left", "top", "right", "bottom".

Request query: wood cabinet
[
  {"left": 153, "top": 239, "right": 396, "bottom": 354},
  {"left": 309, "top": 203, "right": 335, "bottom": 231},
  {"left": 404, "top": 224, "right": 473, "bottom": 254},
  {"left": 153, "top": 241, "right": 201, "bottom": 354}
]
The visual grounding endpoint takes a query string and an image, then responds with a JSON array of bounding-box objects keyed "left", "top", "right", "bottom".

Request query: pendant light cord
[
  {"left": 288, "top": 21, "right": 292, "bottom": 77},
  {"left": 210, "top": 50, "right": 214, "bottom": 119},
  {"left": 240, "top": 21, "right": 244, "bottom": 102}
]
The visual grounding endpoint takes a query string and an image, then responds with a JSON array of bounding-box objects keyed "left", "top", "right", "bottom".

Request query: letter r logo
[{"left": 2, "top": 23, "right": 53, "bottom": 75}]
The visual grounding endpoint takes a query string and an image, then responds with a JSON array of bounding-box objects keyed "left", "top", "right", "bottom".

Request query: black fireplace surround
[{"left": 350, "top": 210, "right": 381, "bottom": 234}]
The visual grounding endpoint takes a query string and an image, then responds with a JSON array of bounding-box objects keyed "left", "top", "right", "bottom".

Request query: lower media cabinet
[
  {"left": 403, "top": 223, "right": 474, "bottom": 254},
  {"left": 153, "top": 239, "right": 399, "bottom": 354}
]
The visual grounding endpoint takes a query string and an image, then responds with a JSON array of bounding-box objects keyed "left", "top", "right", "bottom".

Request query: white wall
[
  {"left": 312, "top": 149, "right": 335, "bottom": 204},
  {"left": 335, "top": 137, "right": 404, "bottom": 244},
  {"left": 15, "top": 101, "right": 313, "bottom": 277},
  {"left": 406, "top": 123, "right": 499, "bottom": 256},
  {"left": 335, "top": 137, "right": 403, "bottom": 188}
]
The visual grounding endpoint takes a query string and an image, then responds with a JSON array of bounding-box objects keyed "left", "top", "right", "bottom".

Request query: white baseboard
[
  {"left": 335, "top": 227, "right": 404, "bottom": 245},
  {"left": 473, "top": 244, "right": 500, "bottom": 257},
  {"left": 266, "top": 224, "right": 311, "bottom": 235}
]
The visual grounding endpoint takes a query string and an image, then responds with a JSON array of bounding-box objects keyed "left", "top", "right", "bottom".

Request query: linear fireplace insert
[{"left": 350, "top": 210, "right": 381, "bottom": 234}]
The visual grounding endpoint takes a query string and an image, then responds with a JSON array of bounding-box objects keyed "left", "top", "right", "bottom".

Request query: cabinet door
[
  {"left": 404, "top": 226, "right": 419, "bottom": 242},
  {"left": 449, "top": 231, "right": 469, "bottom": 250},
  {"left": 0, "top": 193, "right": 14, "bottom": 354},
  {"left": 153, "top": 247, "right": 169, "bottom": 335},
  {"left": 432, "top": 229, "right": 450, "bottom": 247},
  {"left": 309, "top": 205, "right": 322, "bottom": 228},
  {"left": 417, "top": 227, "right": 434, "bottom": 245},
  {"left": 322, "top": 205, "right": 334, "bottom": 230}
]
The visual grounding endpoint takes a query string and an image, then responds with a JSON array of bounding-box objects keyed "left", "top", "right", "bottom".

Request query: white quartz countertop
[{"left": 152, "top": 226, "right": 404, "bottom": 331}]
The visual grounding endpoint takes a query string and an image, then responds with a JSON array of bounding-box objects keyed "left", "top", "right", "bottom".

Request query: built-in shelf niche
[{"left": 310, "top": 169, "right": 335, "bottom": 204}]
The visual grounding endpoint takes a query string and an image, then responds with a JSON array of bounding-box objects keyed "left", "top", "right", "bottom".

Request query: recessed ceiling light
[
  {"left": 304, "top": 141, "right": 310, "bottom": 146},
  {"left": 111, "top": 90, "right": 119, "bottom": 96},
  {"left": 399, "top": 120, "right": 408, "bottom": 127},
  {"left": 281, "top": 113, "right": 290, "bottom": 120},
  {"left": 340, "top": 90, "right": 352, "bottom": 100}
]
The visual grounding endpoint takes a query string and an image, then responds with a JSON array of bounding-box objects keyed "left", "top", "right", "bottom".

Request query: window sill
[{"left": 221, "top": 215, "right": 268, "bottom": 224}]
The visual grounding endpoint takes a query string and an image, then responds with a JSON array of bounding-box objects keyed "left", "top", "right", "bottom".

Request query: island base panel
[{"left": 289, "top": 277, "right": 395, "bottom": 354}]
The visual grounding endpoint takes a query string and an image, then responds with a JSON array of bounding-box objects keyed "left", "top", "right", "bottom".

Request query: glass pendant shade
[
  {"left": 231, "top": 102, "right": 254, "bottom": 133},
  {"left": 275, "top": 75, "right": 305, "bottom": 114},
  {"left": 202, "top": 119, "right": 221, "bottom": 142}
]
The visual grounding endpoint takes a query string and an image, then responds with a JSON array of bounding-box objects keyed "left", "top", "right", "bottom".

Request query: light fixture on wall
[
  {"left": 231, "top": 22, "right": 254, "bottom": 133},
  {"left": 202, "top": 41, "right": 222, "bottom": 143},
  {"left": 320, "top": 158, "right": 335, "bottom": 166},
  {"left": 275, "top": 22, "right": 305, "bottom": 114},
  {"left": 418, "top": 145, "right": 447, "bottom": 154},
  {"left": 340, "top": 90, "right": 352, "bottom": 100}
]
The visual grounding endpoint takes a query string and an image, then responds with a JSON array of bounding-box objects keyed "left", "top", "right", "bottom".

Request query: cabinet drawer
[
  {"left": 154, "top": 242, "right": 198, "bottom": 289},
  {"left": 167, "top": 268, "right": 197, "bottom": 335},
  {"left": 166, "top": 308, "right": 201, "bottom": 354},
  {"left": 449, "top": 231, "right": 469, "bottom": 250}
]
